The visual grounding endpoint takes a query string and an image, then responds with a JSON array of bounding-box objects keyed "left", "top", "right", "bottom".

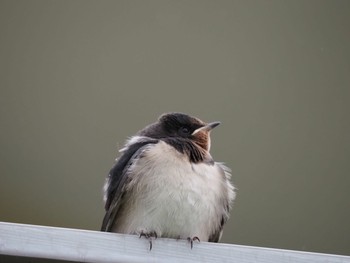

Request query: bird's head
[{"left": 138, "top": 112, "right": 220, "bottom": 152}]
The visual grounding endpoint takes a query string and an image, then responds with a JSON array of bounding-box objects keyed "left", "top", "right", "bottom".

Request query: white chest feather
[{"left": 112, "top": 141, "right": 234, "bottom": 241}]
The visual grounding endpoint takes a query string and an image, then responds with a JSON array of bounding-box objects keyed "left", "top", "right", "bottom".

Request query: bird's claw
[
  {"left": 139, "top": 230, "right": 158, "bottom": 250},
  {"left": 187, "top": 236, "right": 200, "bottom": 249}
]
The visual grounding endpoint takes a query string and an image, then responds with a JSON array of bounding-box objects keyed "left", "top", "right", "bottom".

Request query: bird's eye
[{"left": 180, "top": 127, "right": 190, "bottom": 134}]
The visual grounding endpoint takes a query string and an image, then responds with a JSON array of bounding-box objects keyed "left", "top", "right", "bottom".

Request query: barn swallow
[{"left": 101, "top": 112, "right": 235, "bottom": 249}]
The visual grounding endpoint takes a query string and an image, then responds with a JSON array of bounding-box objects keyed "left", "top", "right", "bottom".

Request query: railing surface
[{"left": 0, "top": 221, "right": 349, "bottom": 263}]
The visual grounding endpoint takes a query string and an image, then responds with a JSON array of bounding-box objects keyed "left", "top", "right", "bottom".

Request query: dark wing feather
[
  {"left": 101, "top": 138, "right": 158, "bottom": 231},
  {"left": 208, "top": 216, "right": 225, "bottom": 242}
]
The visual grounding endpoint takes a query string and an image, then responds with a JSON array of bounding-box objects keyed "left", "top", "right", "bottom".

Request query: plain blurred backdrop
[{"left": 0, "top": 0, "right": 349, "bottom": 256}]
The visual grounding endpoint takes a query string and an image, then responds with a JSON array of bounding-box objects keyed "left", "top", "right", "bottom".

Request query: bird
[{"left": 101, "top": 112, "right": 235, "bottom": 249}]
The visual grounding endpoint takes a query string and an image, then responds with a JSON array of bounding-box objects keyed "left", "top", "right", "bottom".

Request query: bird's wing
[
  {"left": 101, "top": 138, "right": 158, "bottom": 231},
  {"left": 208, "top": 163, "right": 235, "bottom": 242}
]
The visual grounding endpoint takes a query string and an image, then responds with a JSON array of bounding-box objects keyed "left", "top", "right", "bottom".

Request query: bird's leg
[
  {"left": 187, "top": 236, "right": 200, "bottom": 249},
  {"left": 139, "top": 230, "right": 158, "bottom": 250}
]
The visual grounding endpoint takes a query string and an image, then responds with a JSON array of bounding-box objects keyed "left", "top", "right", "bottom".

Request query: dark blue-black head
[{"left": 138, "top": 112, "right": 220, "bottom": 151}]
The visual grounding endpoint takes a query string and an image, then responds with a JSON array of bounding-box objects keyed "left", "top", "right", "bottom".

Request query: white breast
[{"left": 112, "top": 140, "right": 235, "bottom": 241}]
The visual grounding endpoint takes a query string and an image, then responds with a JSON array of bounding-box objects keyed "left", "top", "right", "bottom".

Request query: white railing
[{"left": 0, "top": 221, "right": 349, "bottom": 263}]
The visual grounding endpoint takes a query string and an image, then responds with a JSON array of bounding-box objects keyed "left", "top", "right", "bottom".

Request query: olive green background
[{"left": 1, "top": 0, "right": 349, "bottom": 256}]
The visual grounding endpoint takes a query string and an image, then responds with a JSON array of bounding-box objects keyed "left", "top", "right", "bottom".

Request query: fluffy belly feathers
[{"left": 111, "top": 141, "right": 230, "bottom": 241}]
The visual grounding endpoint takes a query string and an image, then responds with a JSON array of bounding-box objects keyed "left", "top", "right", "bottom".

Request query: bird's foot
[
  {"left": 187, "top": 236, "right": 200, "bottom": 249},
  {"left": 138, "top": 230, "right": 158, "bottom": 250}
]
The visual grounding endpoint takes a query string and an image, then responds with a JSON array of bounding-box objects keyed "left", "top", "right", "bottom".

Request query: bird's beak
[{"left": 192, "top": 121, "right": 221, "bottom": 135}]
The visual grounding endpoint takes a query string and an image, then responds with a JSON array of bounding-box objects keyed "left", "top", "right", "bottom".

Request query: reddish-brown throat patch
[{"left": 192, "top": 130, "right": 210, "bottom": 151}]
